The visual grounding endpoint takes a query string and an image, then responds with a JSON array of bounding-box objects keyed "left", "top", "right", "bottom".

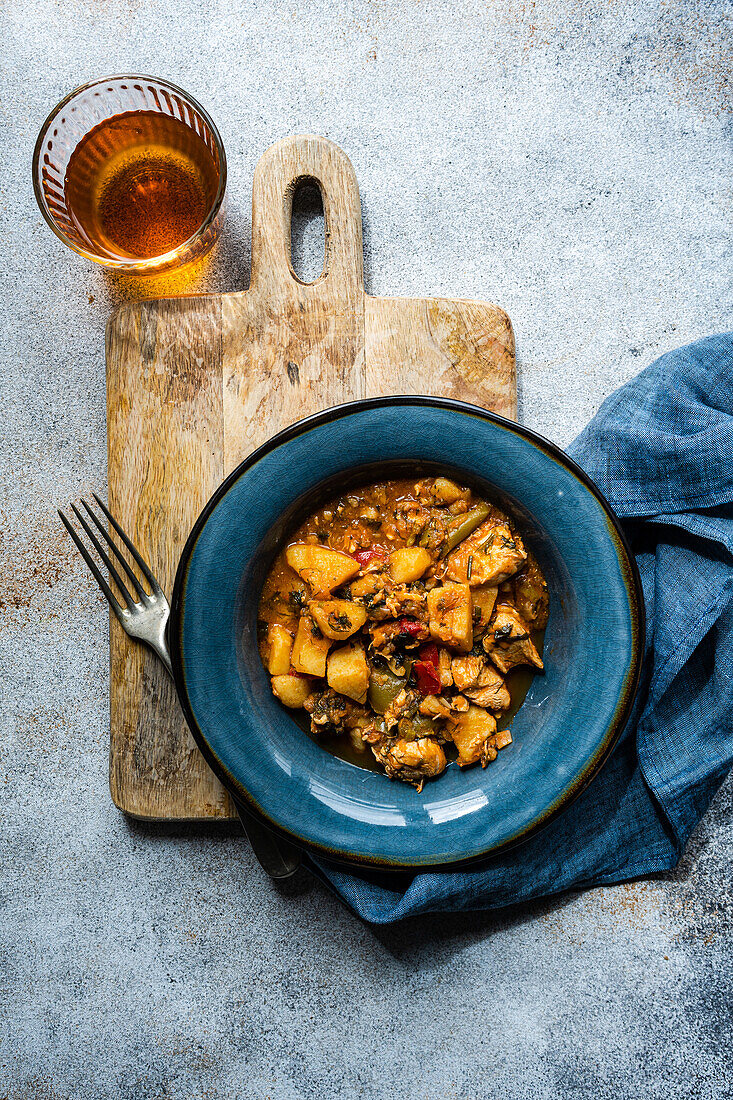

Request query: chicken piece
[
  {"left": 450, "top": 654, "right": 484, "bottom": 693},
  {"left": 448, "top": 705, "right": 499, "bottom": 767},
  {"left": 511, "top": 555, "right": 550, "bottom": 629},
  {"left": 372, "top": 736, "right": 447, "bottom": 790},
  {"left": 382, "top": 687, "right": 443, "bottom": 744},
  {"left": 451, "top": 655, "right": 511, "bottom": 712},
  {"left": 384, "top": 584, "right": 428, "bottom": 621},
  {"left": 303, "top": 688, "right": 352, "bottom": 736},
  {"left": 437, "top": 647, "right": 453, "bottom": 689},
  {"left": 427, "top": 583, "right": 473, "bottom": 653},
  {"left": 333, "top": 529, "right": 376, "bottom": 555},
  {"left": 484, "top": 605, "right": 544, "bottom": 674},
  {"left": 444, "top": 521, "right": 527, "bottom": 587},
  {"left": 360, "top": 716, "right": 389, "bottom": 746},
  {"left": 391, "top": 500, "right": 430, "bottom": 542},
  {"left": 418, "top": 694, "right": 453, "bottom": 720},
  {"left": 465, "top": 680, "right": 511, "bottom": 712}
]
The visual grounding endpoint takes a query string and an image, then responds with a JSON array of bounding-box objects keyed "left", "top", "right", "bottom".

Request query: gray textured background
[{"left": 2, "top": 1, "right": 732, "bottom": 1097}]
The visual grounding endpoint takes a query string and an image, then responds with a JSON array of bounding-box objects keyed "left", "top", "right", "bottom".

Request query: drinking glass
[{"left": 32, "top": 75, "right": 227, "bottom": 274}]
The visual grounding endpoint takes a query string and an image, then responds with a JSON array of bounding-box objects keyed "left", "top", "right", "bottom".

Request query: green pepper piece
[
  {"left": 397, "top": 715, "right": 440, "bottom": 741},
  {"left": 368, "top": 667, "right": 406, "bottom": 714},
  {"left": 440, "top": 503, "right": 491, "bottom": 557}
]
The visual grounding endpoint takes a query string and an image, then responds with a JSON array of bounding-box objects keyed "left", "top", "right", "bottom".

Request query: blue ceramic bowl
[{"left": 170, "top": 398, "right": 643, "bottom": 870}]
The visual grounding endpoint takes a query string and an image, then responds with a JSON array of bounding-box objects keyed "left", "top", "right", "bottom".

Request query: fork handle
[{"left": 148, "top": 621, "right": 173, "bottom": 678}]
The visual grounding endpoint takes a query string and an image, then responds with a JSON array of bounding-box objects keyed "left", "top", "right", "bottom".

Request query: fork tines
[{"left": 58, "top": 493, "right": 160, "bottom": 616}]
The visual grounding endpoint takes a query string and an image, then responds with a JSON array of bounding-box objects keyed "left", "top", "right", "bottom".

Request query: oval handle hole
[{"left": 290, "top": 178, "right": 325, "bottom": 284}]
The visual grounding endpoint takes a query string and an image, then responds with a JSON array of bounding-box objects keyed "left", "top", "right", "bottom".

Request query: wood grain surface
[{"left": 106, "top": 134, "right": 516, "bottom": 821}]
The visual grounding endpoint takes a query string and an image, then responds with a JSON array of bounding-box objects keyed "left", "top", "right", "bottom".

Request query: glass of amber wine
[{"left": 33, "top": 75, "right": 226, "bottom": 274}]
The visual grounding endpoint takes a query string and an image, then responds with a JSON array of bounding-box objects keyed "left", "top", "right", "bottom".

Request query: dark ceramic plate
[{"left": 170, "top": 398, "right": 643, "bottom": 870}]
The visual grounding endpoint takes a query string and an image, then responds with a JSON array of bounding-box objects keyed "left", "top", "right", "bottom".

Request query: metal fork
[
  {"left": 59, "top": 495, "right": 303, "bottom": 884},
  {"left": 59, "top": 494, "right": 173, "bottom": 675}
]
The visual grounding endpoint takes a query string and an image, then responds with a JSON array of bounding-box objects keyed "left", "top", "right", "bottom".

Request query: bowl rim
[{"left": 170, "top": 395, "right": 645, "bottom": 872}]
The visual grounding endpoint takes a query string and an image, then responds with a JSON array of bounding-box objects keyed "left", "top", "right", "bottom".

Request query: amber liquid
[{"left": 64, "top": 112, "right": 220, "bottom": 261}]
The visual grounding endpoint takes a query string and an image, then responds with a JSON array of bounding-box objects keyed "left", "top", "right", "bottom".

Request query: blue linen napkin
[{"left": 309, "top": 333, "right": 733, "bottom": 923}]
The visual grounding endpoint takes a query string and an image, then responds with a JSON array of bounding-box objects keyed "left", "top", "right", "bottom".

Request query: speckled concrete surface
[{"left": 2, "top": 2, "right": 732, "bottom": 1097}]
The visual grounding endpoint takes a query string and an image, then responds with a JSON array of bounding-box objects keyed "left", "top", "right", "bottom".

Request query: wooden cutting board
[{"left": 106, "top": 134, "right": 516, "bottom": 821}]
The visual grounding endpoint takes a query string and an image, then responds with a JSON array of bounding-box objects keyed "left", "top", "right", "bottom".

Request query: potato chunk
[
  {"left": 450, "top": 705, "right": 498, "bottom": 767},
  {"left": 327, "top": 642, "right": 369, "bottom": 703},
  {"left": 271, "top": 674, "right": 311, "bottom": 709},
  {"left": 427, "top": 583, "right": 473, "bottom": 653},
  {"left": 291, "top": 615, "right": 332, "bottom": 677},
  {"left": 267, "top": 624, "right": 294, "bottom": 675},
  {"left": 309, "top": 598, "right": 367, "bottom": 640},
  {"left": 285, "top": 544, "right": 359, "bottom": 597},
  {"left": 388, "top": 546, "right": 432, "bottom": 584}
]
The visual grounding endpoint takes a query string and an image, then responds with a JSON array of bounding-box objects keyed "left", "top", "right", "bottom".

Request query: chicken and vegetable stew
[{"left": 257, "top": 477, "right": 549, "bottom": 791}]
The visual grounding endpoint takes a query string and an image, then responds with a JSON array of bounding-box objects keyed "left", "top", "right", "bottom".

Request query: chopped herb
[{"left": 467, "top": 554, "right": 474, "bottom": 580}]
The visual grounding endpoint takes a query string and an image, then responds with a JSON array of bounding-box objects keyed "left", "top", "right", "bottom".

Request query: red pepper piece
[
  {"left": 354, "top": 547, "right": 388, "bottom": 568},
  {"left": 418, "top": 642, "right": 440, "bottom": 667},
  {"left": 397, "top": 618, "right": 424, "bottom": 638},
  {"left": 413, "top": 660, "right": 441, "bottom": 696}
]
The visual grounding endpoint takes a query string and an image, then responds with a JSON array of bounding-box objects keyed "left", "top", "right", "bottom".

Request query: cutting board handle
[{"left": 250, "top": 135, "right": 363, "bottom": 298}]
